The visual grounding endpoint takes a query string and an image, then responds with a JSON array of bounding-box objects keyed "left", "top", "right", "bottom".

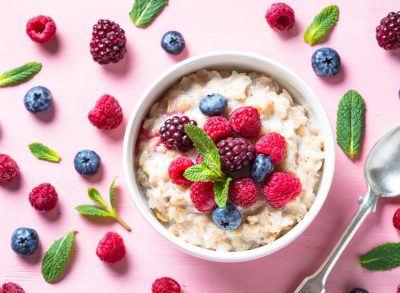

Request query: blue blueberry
[
  {"left": 24, "top": 86, "right": 53, "bottom": 113},
  {"left": 74, "top": 150, "right": 101, "bottom": 176},
  {"left": 311, "top": 48, "right": 341, "bottom": 77},
  {"left": 161, "top": 31, "right": 185, "bottom": 55},
  {"left": 212, "top": 204, "right": 242, "bottom": 231},
  {"left": 251, "top": 154, "right": 274, "bottom": 183},
  {"left": 349, "top": 289, "right": 369, "bottom": 293},
  {"left": 199, "top": 93, "right": 227, "bottom": 116},
  {"left": 11, "top": 227, "right": 39, "bottom": 256}
]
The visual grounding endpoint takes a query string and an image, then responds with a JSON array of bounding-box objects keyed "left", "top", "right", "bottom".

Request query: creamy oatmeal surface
[{"left": 136, "top": 70, "right": 324, "bottom": 252}]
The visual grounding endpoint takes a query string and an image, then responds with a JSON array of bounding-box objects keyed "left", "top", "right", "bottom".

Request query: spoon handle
[{"left": 294, "top": 190, "right": 379, "bottom": 293}]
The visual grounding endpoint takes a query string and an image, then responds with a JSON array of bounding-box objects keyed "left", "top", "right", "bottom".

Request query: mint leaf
[
  {"left": 129, "top": 0, "right": 168, "bottom": 28},
  {"left": 75, "top": 205, "right": 111, "bottom": 217},
  {"left": 360, "top": 242, "right": 400, "bottom": 271},
  {"left": 28, "top": 142, "right": 61, "bottom": 163},
  {"left": 184, "top": 163, "right": 222, "bottom": 182},
  {"left": 304, "top": 5, "right": 339, "bottom": 45},
  {"left": 88, "top": 187, "right": 108, "bottom": 210},
  {"left": 214, "top": 177, "right": 232, "bottom": 208},
  {"left": 109, "top": 177, "right": 117, "bottom": 212},
  {"left": 41, "top": 231, "right": 76, "bottom": 283},
  {"left": 0, "top": 61, "right": 42, "bottom": 87},
  {"left": 336, "top": 90, "right": 365, "bottom": 158}
]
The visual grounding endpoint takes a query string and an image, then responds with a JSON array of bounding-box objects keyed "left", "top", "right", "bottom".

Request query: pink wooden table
[{"left": 0, "top": 0, "right": 399, "bottom": 292}]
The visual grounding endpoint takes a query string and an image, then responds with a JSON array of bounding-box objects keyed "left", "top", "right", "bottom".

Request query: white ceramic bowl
[{"left": 123, "top": 51, "right": 335, "bottom": 262}]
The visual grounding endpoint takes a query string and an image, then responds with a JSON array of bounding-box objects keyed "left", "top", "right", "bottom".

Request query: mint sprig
[
  {"left": 129, "top": 0, "right": 168, "bottom": 28},
  {"left": 304, "top": 5, "right": 339, "bottom": 45},
  {"left": 360, "top": 242, "right": 400, "bottom": 271},
  {"left": 0, "top": 61, "right": 42, "bottom": 87},
  {"left": 28, "top": 142, "right": 61, "bottom": 163}
]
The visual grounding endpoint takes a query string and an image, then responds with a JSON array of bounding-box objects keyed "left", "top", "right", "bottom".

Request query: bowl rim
[{"left": 123, "top": 50, "right": 335, "bottom": 262}]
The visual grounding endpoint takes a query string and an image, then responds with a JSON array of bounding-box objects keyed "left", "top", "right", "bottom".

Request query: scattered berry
[
  {"left": 190, "top": 181, "right": 216, "bottom": 212},
  {"left": 263, "top": 172, "right": 302, "bottom": 208},
  {"left": 217, "top": 137, "right": 256, "bottom": 172},
  {"left": 24, "top": 86, "right": 53, "bottom": 113},
  {"left": 255, "top": 132, "right": 286, "bottom": 164},
  {"left": 168, "top": 157, "right": 194, "bottom": 186},
  {"left": 311, "top": 48, "right": 341, "bottom": 78},
  {"left": 74, "top": 150, "right": 101, "bottom": 176},
  {"left": 376, "top": 11, "right": 400, "bottom": 50},
  {"left": 265, "top": 3, "right": 295, "bottom": 32},
  {"left": 159, "top": 116, "right": 197, "bottom": 152},
  {"left": 212, "top": 204, "right": 242, "bottom": 231},
  {"left": 229, "top": 106, "right": 261, "bottom": 138},
  {"left": 393, "top": 208, "right": 400, "bottom": 230},
  {"left": 0, "top": 282, "right": 25, "bottom": 293},
  {"left": 90, "top": 19, "right": 127, "bottom": 64},
  {"left": 152, "top": 277, "right": 181, "bottom": 293},
  {"left": 161, "top": 31, "right": 185, "bottom": 55},
  {"left": 96, "top": 232, "right": 126, "bottom": 263},
  {"left": 251, "top": 154, "right": 274, "bottom": 183},
  {"left": 229, "top": 178, "right": 259, "bottom": 207},
  {"left": 88, "top": 94, "right": 123, "bottom": 129},
  {"left": 29, "top": 183, "right": 58, "bottom": 212},
  {"left": 349, "top": 289, "right": 369, "bottom": 293},
  {"left": 199, "top": 93, "right": 227, "bottom": 116},
  {"left": 11, "top": 227, "right": 39, "bottom": 256},
  {"left": 203, "top": 116, "right": 232, "bottom": 142},
  {"left": 26, "top": 15, "right": 56, "bottom": 43},
  {"left": 0, "top": 154, "right": 20, "bottom": 185}
]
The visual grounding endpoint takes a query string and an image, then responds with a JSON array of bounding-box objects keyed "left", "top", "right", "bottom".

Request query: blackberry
[
  {"left": 376, "top": 11, "right": 400, "bottom": 50},
  {"left": 90, "top": 19, "right": 127, "bottom": 64},
  {"left": 217, "top": 137, "right": 256, "bottom": 172},
  {"left": 159, "top": 116, "right": 197, "bottom": 152}
]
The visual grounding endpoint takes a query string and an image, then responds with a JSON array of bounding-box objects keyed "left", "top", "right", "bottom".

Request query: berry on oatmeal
[
  {"left": 217, "top": 137, "right": 256, "bottom": 172},
  {"left": 159, "top": 116, "right": 197, "bottom": 152},
  {"left": 311, "top": 48, "right": 341, "bottom": 78},
  {"left": 26, "top": 15, "right": 56, "bottom": 43},
  {"left": 0, "top": 282, "right": 25, "bottom": 293},
  {"left": 203, "top": 116, "right": 232, "bottom": 142},
  {"left": 96, "top": 232, "right": 126, "bottom": 263},
  {"left": 29, "top": 183, "right": 58, "bottom": 212},
  {"left": 263, "top": 172, "right": 302, "bottom": 208},
  {"left": 74, "top": 150, "right": 101, "bottom": 176},
  {"left": 190, "top": 181, "right": 216, "bottom": 212},
  {"left": 212, "top": 204, "right": 242, "bottom": 231},
  {"left": 199, "top": 93, "right": 227, "bottom": 116},
  {"left": 168, "top": 157, "right": 194, "bottom": 186},
  {"left": 88, "top": 94, "right": 123, "bottom": 129},
  {"left": 255, "top": 132, "right": 286, "bottom": 164},
  {"left": 0, "top": 154, "right": 20, "bottom": 185},
  {"left": 161, "top": 31, "right": 185, "bottom": 55},
  {"left": 393, "top": 208, "right": 400, "bottom": 230},
  {"left": 265, "top": 3, "right": 295, "bottom": 32},
  {"left": 11, "top": 227, "right": 39, "bottom": 256},
  {"left": 24, "top": 86, "right": 53, "bottom": 113},
  {"left": 229, "top": 106, "right": 261, "bottom": 138},
  {"left": 152, "top": 277, "right": 181, "bottom": 293},
  {"left": 251, "top": 154, "right": 274, "bottom": 183},
  {"left": 376, "top": 11, "right": 400, "bottom": 50},
  {"left": 229, "top": 178, "right": 259, "bottom": 207}
]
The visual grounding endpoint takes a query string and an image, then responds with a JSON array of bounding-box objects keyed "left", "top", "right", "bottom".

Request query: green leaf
[
  {"left": 0, "top": 61, "right": 42, "bottom": 87},
  {"left": 87, "top": 187, "right": 108, "bottom": 210},
  {"left": 28, "top": 142, "right": 61, "bottom": 163},
  {"left": 41, "top": 231, "right": 76, "bottom": 283},
  {"left": 129, "top": 0, "right": 168, "bottom": 28},
  {"left": 360, "top": 242, "right": 400, "bottom": 271},
  {"left": 109, "top": 177, "right": 117, "bottom": 212},
  {"left": 336, "top": 90, "right": 365, "bottom": 158},
  {"left": 304, "top": 5, "right": 339, "bottom": 45},
  {"left": 213, "top": 177, "right": 232, "bottom": 208},
  {"left": 75, "top": 205, "right": 112, "bottom": 217},
  {"left": 184, "top": 163, "right": 222, "bottom": 182}
]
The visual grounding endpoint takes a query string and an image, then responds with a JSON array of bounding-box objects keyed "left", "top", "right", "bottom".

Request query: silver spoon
[{"left": 295, "top": 124, "right": 400, "bottom": 293}]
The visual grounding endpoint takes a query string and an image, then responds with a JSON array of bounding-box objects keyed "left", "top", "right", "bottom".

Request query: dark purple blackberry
[
  {"left": 90, "top": 19, "right": 127, "bottom": 64},
  {"left": 376, "top": 11, "right": 400, "bottom": 50},
  {"left": 217, "top": 138, "right": 256, "bottom": 172},
  {"left": 159, "top": 116, "right": 197, "bottom": 152}
]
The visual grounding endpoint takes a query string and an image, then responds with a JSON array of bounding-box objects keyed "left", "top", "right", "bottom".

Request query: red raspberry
[
  {"left": 393, "top": 208, "right": 400, "bottom": 230},
  {"left": 265, "top": 3, "right": 295, "bottom": 32},
  {"left": 26, "top": 15, "right": 57, "bottom": 43},
  {"left": 263, "top": 172, "right": 302, "bottom": 208},
  {"left": 203, "top": 116, "right": 232, "bottom": 142},
  {"left": 229, "top": 106, "right": 261, "bottom": 138},
  {"left": 190, "top": 181, "right": 216, "bottom": 212},
  {"left": 196, "top": 155, "right": 204, "bottom": 164},
  {"left": 229, "top": 178, "right": 259, "bottom": 207},
  {"left": 0, "top": 154, "right": 20, "bottom": 185},
  {"left": 0, "top": 282, "right": 25, "bottom": 293},
  {"left": 376, "top": 11, "right": 400, "bottom": 50},
  {"left": 88, "top": 94, "right": 123, "bottom": 129},
  {"left": 168, "top": 157, "right": 194, "bottom": 186},
  {"left": 152, "top": 277, "right": 181, "bottom": 293},
  {"left": 96, "top": 232, "right": 126, "bottom": 263},
  {"left": 255, "top": 132, "right": 286, "bottom": 164},
  {"left": 29, "top": 183, "right": 58, "bottom": 212}
]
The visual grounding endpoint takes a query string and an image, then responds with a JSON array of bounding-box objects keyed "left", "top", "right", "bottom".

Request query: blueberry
[
  {"left": 24, "top": 86, "right": 53, "bottom": 113},
  {"left": 251, "top": 154, "right": 274, "bottom": 183},
  {"left": 311, "top": 48, "right": 341, "bottom": 77},
  {"left": 212, "top": 204, "right": 242, "bottom": 231},
  {"left": 11, "top": 227, "right": 39, "bottom": 255},
  {"left": 349, "top": 288, "right": 369, "bottom": 293},
  {"left": 161, "top": 31, "right": 185, "bottom": 55},
  {"left": 74, "top": 150, "right": 101, "bottom": 176},
  {"left": 199, "top": 93, "right": 227, "bottom": 116}
]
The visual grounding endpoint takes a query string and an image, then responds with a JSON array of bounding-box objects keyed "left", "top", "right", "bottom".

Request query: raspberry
[
  {"left": 88, "top": 94, "right": 123, "bottom": 129},
  {"left": 26, "top": 15, "right": 57, "bottom": 44},
  {"left": 217, "top": 138, "right": 256, "bottom": 172},
  {"left": 376, "top": 11, "right": 400, "bottom": 50},
  {"left": 229, "top": 106, "right": 261, "bottom": 138},
  {"left": 0, "top": 282, "right": 25, "bottom": 293},
  {"left": 168, "top": 157, "right": 194, "bottom": 186},
  {"left": 263, "top": 172, "right": 302, "bottom": 208},
  {"left": 229, "top": 178, "right": 259, "bottom": 207},
  {"left": 203, "top": 116, "right": 232, "bottom": 142},
  {"left": 152, "top": 277, "right": 181, "bottom": 293},
  {"left": 29, "top": 183, "right": 58, "bottom": 212},
  {"left": 196, "top": 155, "right": 204, "bottom": 164},
  {"left": 159, "top": 116, "right": 197, "bottom": 152},
  {"left": 0, "top": 154, "right": 20, "bottom": 185},
  {"left": 190, "top": 181, "right": 216, "bottom": 212},
  {"left": 96, "top": 232, "right": 126, "bottom": 263},
  {"left": 255, "top": 132, "right": 286, "bottom": 164},
  {"left": 393, "top": 208, "right": 400, "bottom": 230},
  {"left": 90, "top": 19, "right": 127, "bottom": 64},
  {"left": 265, "top": 3, "right": 295, "bottom": 32}
]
